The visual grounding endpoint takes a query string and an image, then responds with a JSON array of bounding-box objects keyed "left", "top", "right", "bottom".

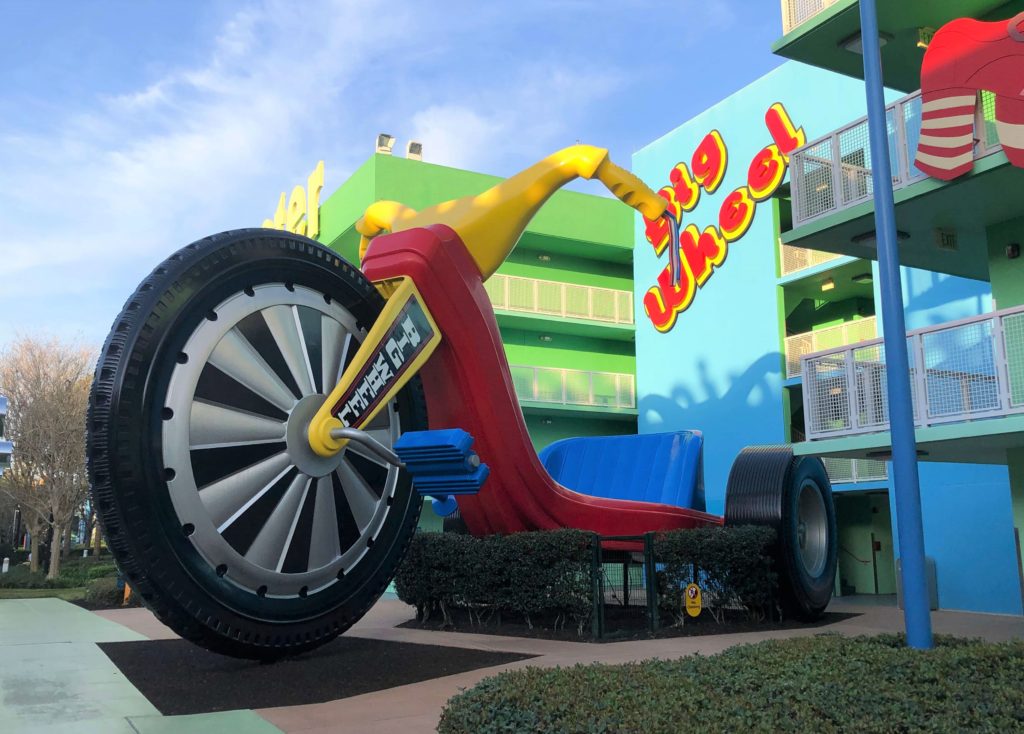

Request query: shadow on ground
[{"left": 99, "top": 636, "right": 534, "bottom": 715}]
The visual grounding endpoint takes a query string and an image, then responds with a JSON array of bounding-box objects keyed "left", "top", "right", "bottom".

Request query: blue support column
[{"left": 858, "top": 0, "right": 933, "bottom": 649}]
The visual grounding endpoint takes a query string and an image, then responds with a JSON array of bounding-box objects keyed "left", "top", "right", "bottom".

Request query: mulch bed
[
  {"left": 99, "top": 636, "right": 535, "bottom": 715},
  {"left": 399, "top": 606, "right": 859, "bottom": 642}
]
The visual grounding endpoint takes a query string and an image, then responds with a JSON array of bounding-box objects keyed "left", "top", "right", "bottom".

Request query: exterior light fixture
[
  {"left": 406, "top": 141, "right": 423, "bottom": 161},
  {"left": 376, "top": 134, "right": 396, "bottom": 154},
  {"left": 917, "top": 27, "right": 935, "bottom": 49},
  {"left": 840, "top": 31, "right": 892, "bottom": 54},
  {"left": 537, "top": 254, "right": 552, "bottom": 262},
  {"left": 821, "top": 278, "right": 836, "bottom": 292},
  {"left": 1007, "top": 243, "right": 1020, "bottom": 259},
  {"left": 851, "top": 229, "right": 910, "bottom": 245},
  {"left": 539, "top": 335, "right": 553, "bottom": 342},
  {"left": 851, "top": 272, "right": 873, "bottom": 284}
]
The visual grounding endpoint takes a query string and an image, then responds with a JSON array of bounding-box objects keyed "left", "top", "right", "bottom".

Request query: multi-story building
[
  {"left": 312, "top": 152, "right": 639, "bottom": 451},
  {"left": 0, "top": 396, "right": 10, "bottom": 476},
  {"left": 633, "top": 2, "right": 1024, "bottom": 615}
]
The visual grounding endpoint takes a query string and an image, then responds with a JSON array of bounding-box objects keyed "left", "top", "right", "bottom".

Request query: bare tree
[{"left": 0, "top": 336, "right": 92, "bottom": 578}]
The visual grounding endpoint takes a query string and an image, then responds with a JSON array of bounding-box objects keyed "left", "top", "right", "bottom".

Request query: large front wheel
[{"left": 88, "top": 229, "right": 427, "bottom": 659}]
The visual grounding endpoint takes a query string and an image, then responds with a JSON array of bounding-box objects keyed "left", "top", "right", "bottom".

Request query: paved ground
[{"left": 3, "top": 596, "right": 1023, "bottom": 733}]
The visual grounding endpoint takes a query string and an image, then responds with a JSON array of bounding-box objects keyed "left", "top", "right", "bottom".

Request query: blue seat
[{"left": 538, "top": 431, "right": 706, "bottom": 512}]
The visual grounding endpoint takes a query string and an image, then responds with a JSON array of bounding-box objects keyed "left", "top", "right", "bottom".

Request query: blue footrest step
[{"left": 394, "top": 428, "right": 489, "bottom": 498}]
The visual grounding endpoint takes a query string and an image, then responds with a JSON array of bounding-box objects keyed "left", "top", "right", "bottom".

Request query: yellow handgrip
[{"left": 594, "top": 159, "right": 668, "bottom": 221}]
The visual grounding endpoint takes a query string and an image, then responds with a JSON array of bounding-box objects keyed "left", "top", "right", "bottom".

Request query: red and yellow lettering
[
  {"left": 643, "top": 262, "right": 696, "bottom": 333},
  {"left": 718, "top": 187, "right": 755, "bottom": 242},
  {"left": 643, "top": 187, "right": 682, "bottom": 255},
  {"left": 680, "top": 224, "right": 727, "bottom": 286},
  {"left": 670, "top": 162, "right": 700, "bottom": 212},
  {"left": 691, "top": 131, "right": 728, "bottom": 194},
  {"left": 747, "top": 144, "right": 787, "bottom": 201},
  {"left": 765, "top": 103, "right": 806, "bottom": 161}
]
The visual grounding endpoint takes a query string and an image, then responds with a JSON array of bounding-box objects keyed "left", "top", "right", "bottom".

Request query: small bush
[
  {"left": 395, "top": 530, "right": 592, "bottom": 633},
  {"left": 654, "top": 526, "right": 776, "bottom": 625},
  {"left": 83, "top": 577, "right": 139, "bottom": 608},
  {"left": 439, "top": 634, "right": 1024, "bottom": 733}
]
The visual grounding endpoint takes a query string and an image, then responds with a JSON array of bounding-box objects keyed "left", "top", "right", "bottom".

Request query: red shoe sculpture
[{"left": 916, "top": 11, "right": 1024, "bottom": 180}]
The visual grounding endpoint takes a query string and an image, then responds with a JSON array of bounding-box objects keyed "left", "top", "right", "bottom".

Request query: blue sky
[{"left": 0, "top": 0, "right": 784, "bottom": 348}]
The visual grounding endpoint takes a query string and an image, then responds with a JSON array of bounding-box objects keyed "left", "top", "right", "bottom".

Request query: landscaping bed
[
  {"left": 439, "top": 634, "right": 1024, "bottom": 733},
  {"left": 399, "top": 607, "right": 856, "bottom": 642}
]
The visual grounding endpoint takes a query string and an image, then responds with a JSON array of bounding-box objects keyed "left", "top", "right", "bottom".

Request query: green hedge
[
  {"left": 394, "top": 530, "right": 592, "bottom": 633},
  {"left": 653, "top": 526, "right": 776, "bottom": 625},
  {"left": 439, "top": 634, "right": 1024, "bottom": 733}
]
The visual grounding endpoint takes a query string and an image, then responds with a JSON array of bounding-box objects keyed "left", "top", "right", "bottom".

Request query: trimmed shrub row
[
  {"left": 653, "top": 525, "right": 776, "bottom": 625},
  {"left": 394, "top": 529, "right": 593, "bottom": 633},
  {"left": 439, "top": 634, "right": 1024, "bottom": 733}
]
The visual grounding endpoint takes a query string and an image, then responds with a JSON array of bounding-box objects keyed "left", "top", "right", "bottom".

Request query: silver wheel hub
[
  {"left": 161, "top": 284, "right": 400, "bottom": 599},
  {"left": 796, "top": 480, "right": 828, "bottom": 578}
]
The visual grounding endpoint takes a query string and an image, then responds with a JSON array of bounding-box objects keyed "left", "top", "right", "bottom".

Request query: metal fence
[
  {"left": 791, "top": 90, "right": 1003, "bottom": 227},
  {"left": 779, "top": 241, "right": 844, "bottom": 277},
  {"left": 802, "top": 305, "right": 1024, "bottom": 440},
  {"left": 780, "top": 0, "right": 842, "bottom": 34},
  {"left": 485, "top": 273, "right": 634, "bottom": 325},
  {"left": 785, "top": 317, "right": 878, "bottom": 378},
  {"left": 822, "top": 457, "right": 888, "bottom": 484},
  {"left": 511, "top": 365, "right": 636, "bottom": 409}
]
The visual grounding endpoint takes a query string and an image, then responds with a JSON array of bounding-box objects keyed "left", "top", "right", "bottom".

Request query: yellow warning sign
[{"left": 685, "top": 583, "right": 702, "bottom": 618}]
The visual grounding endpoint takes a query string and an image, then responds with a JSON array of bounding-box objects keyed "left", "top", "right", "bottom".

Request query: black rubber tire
[
  {"left": 87, "top": 228, "right": 427, "bottom": 660},
  {"left": 724, "top": 446, "right": 837, "bottom": 620}
]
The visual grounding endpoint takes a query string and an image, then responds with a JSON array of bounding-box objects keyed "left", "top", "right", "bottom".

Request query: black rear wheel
[
  {"left": 724, "top": 446, "right": 837, "bottom": 620},
  {"left": 88, "top": 229, "right": 426, "bottom": 659}
]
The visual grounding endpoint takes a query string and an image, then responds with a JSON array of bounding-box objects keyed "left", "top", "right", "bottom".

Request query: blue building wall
[
  {"left": 633, "top": 61, "right": 1022, "bottom": 615},
  {"left": 874, "top": 264, "right": 1022, "bottom": 614},
  {"left": 632, "top": 63, "right": 880, "bottom": 515}
]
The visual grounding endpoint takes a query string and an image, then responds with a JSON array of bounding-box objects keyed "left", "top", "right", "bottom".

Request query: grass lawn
[{"left": 0, "top": 587, "right": 87, "bottom": 601}]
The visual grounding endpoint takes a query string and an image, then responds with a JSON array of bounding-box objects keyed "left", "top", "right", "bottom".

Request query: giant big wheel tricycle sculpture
[{"left": 88, "top": 146, "right": 837, "bottom": 659}]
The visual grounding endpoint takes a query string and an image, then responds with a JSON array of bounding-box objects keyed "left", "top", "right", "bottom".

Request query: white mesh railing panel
[
  {"left": 822, "top": 457, "right": 854, "bottom": 484},
  {"left": 922, "top": 320, "right": 999, "bottom": 419},
  {"left": 903, "top": 94, "right": 927, "bottom": 182},
  {"left": 782, "top": 0, "right": 839, "bottom": 32},
  {"left": 618, "top": 373, "right": 636, "bottom": 408},
  {"left": 792, "top": 139, "right": 837, "bottom": 222},
  {"left": 852, "top": 343, "right": 889, "bottom": 430},
  {"left": 780, "top": 244, "right": 842, "bottom": 276},
  {"left": 590, "top": 289, "right": 617, "bottom": 321},
  {"left": 1003, "top": 312, "right": 1024, "bottom": 408},
  {"left": 590, "top": 372, "right": 618, "bottom": 406},
  {"left": 855, "top": 459, "right": 889, "bottom": 482},
  {"left": 507, "top": 277, "right": 536, "bottom": 311},
  {"left": 805, "top": 353, "right": 852, "bottom": 435},
  {"left": 533, "top": 368, "right": 565, "bottom": 403},
  {"left": 616, "top": 291, "right": 634, "bottom": 325},
  {"left": 822, "top": 457, "right": 889, "bottom": 485},
  {"left": 786, "top": 317, "right": 877, "bottom": 379},
  {"left": 980, "top": 91, "right": 1000, "bottom": 151},
  {"left": 510, "top": 366, "right": 536, "bottom": 400},
  {"left": 837, "top": 120, "right": 873, "bottom": 206},
  {"left": 484, "top": 275, "right": 508, "bottom": 310},
  {"left": 563, "top": 284, "right": 589, "bottom": 319},
  {"left": 536, "top": 280, "right": 563, "bottom": 316},
  {"left": 564, "top": 370, "right": 592, "bottom": 405}
]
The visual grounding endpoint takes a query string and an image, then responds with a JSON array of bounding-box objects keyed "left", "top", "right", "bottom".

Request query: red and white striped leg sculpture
[{"left": 915, "top": 12, "right": 1024, "bottom": 181}]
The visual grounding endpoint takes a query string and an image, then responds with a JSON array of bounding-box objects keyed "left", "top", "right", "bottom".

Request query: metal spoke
[
  {"left": 209, "top": 328, "right": 297, "bottom": 413},
  {"left": 263, "top": 305, "right": 315, "bottom": 395},
  {"left": 276, "top": 476, "right": 312, "bottom": 572},
  {"left": 307, "top": 476, "right": 341, "bottom": 569},
  {"left": 321, "top": 316, "right": 347, "bottom": 392},
  {"left": 243, "top": 471, "right": 309, "bottom": 571},
  {"left": 200, "top": 453, "right": 292, "bottom": 529},
  {"left": 189, "top": 400, "right": 286, "bottom": 449},
  {"left": 336, "top": 458, "right": 379, "bottom": 532}
]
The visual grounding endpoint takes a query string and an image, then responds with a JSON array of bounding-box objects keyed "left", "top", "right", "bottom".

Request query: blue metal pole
[{"left": 858, "top": 0, "right": 932, "bottom": 649}]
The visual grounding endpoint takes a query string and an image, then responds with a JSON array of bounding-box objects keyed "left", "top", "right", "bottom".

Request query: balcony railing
[
  {"left": 485, "top": 273, "right": 634, "bottom": 325},
  {"left": 511, "top": 365, "right": 636, "bottom": 410},
  {"left": 779, "top": 241, "right": 844, "bottom": 277},
  {"left": 790, "top": 90, "right": 1003, "bottom": 228},
  {"left": 780, "top": 0, "right": 842, "bottom": 35},
  {"left": 802, "top": 305, "right": 1024, "bottom": 440},
  {"left": 785, "top": 317, "right": 877, "bottom": 378},
  {"left": 822, "top": 457, "right": 888, "bottom": 484}
]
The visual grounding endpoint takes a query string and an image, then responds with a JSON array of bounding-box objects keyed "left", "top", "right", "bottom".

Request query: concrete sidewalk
[{"left": 7, "top": 597, "right": 1024, "bottom": 733}]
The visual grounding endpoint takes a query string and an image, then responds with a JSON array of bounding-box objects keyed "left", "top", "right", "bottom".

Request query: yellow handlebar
[
  {"left": 357, "top": 144, "right": 669, "bottom": 280},
  {"left": 594, "top": 159, "right": 668, "bottom": 221}
]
